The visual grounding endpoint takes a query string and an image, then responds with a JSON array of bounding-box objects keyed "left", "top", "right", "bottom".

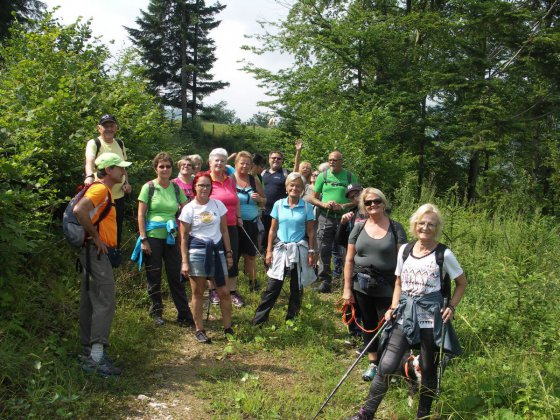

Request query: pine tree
[
  {"left": 0, "top": 0, "right": 44, "bottom": 40},
  {"left": 126, "top": 0, "right": 228, "bottom": 128}
]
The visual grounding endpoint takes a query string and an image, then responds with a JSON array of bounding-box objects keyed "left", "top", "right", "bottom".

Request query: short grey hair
[
  {"left": 208, "top": 148, "right": 228, "bottom": 161},
  {"left": 285, "top": 172, "right": 304, "bottom": 188}
]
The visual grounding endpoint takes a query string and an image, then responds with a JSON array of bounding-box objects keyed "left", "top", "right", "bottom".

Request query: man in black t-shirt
[{"left": 261, "top": 150, "right": 289, "bottom": 250}]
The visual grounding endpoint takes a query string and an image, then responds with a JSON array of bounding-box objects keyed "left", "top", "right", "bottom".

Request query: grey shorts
[{"left": 188, "top": 250, "right": 228, "bottom": 286}]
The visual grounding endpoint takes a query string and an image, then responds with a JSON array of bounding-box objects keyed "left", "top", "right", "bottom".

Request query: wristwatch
[{"left": 140, "top": 236, "right": 148, "bottom": 243}]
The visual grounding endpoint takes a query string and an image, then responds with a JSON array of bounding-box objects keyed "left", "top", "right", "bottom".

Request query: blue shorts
[{"left": 188, "top": 250, "right": 228, "bottom": 287}]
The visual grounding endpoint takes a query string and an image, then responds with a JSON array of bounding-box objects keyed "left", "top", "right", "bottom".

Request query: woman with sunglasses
[
  {"left": 342, "top": 188, "right": 407, "bottom": 381},
  {"left": 233, "top": 151, "right": 266, "bottom": 292},
  {"left": 179, "top": 172, "right": 234, "bottom": 343},
  {"left": 172, "top": 156, "right": 194, "bottom": 200},
  {"left": 137, "top": 152, "right": 193, "bottom": 327},
  {"left": 350, "top": 203, "right": 467, "bottom": 420}
]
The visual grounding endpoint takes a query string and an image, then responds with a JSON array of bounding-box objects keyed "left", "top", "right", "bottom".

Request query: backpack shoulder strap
[
  {"left": 94, "top": 138, "right": 101, "bottom": 156},
  {"left": 323, "top": 168, "right": 328, "bottom": 183},
  {"left": 402, "top": 241, "right": 416, "bottom": 264},
  {"left": 346, "top": 170, "right": 352, "bottom": 185},
  {"left": 249, "top": 174, "right": 257, "bottom": 191},
  {"left": 354, "top": 220, "right": 367, "bottom": 239},
  {"left": 147, "top": 180, "right": 155, "bottom": 210},
  {"left": 93, "top": 183, "right": 113, "bottom": 227},
  {"left": 435, "top": 243, "right": 450, "bottom": 298},
  {"left": 172, "top": 182, "right": 181, "bottom": 204},
  {"left": 116, "top": 139, "right": 124, "bottom": 153},
  {"left": 388, "top": 219, "right": 398, "bottom": 247}
]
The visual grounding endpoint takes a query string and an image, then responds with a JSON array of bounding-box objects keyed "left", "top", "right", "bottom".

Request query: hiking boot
[
  {"left": 81, "top": 355, "right": 121, "bottom": 377},
  {"left": 153, "top": 316, "right": 165, "bottom": 326},
  {"left": 224, "top": 327, "right": 235, "bottom": 340},
  {"left": 210, "top": 289, "right": 220, "bottom": 305},
  {"left": 315, "top": 281, "right": 332, "bottom": 293},
  {"left": 79, "top": 346, "right": 114, "bottom": 364},
  {"left": 194, "top": 330, "right": 211, "bottom": 344},
  {"left": 348, "top": 407, "right": 373, "bottom": 420},
  {"left": 250, "top": 280, "right": 260, "bottom": 292},
  {"left": 230, "top": 291, "right": 245, "bottom": 308},
  {"left": 362, "top": 362, "right": 377, "bottom": 382}
]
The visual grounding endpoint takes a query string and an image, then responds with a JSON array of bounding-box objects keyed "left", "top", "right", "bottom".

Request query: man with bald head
[{"left": 309, "top": 151, "right": 358, "bottom": 293}]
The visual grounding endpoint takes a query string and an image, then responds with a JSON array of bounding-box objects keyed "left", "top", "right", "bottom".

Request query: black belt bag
[
  {"left": 107, "top": 247, "right": 122, "bottom": 268},
  {"left": 354, "top": 265, "right": 388, "bottom": 293}
]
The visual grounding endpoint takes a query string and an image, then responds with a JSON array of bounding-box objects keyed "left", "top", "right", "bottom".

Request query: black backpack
[
  {"left": 402, "top": 241, "right": 451, "bottom": 299},
  {"left": 93, "top": 138, "right": 124, "bottom": 155},
  {"left": 63, "top": 182, "right": 112, "bottom": 248},
  {"left": 146, "top": 180, "right": 182, "bottom": 217}
]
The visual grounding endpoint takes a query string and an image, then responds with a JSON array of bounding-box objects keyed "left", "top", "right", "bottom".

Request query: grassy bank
[{"left": 1, "top": 193, "right": 560, "bottom": 418}]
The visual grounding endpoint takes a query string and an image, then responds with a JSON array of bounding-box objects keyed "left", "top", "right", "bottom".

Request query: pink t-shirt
[
  {"left": 210, "top": 175, "right": 238, "bottom": 226},
  {"left": 172, "top": 177, "right": 194, "bottom": 200}
]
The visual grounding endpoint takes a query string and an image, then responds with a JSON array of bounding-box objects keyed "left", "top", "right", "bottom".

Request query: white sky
[{"left": 43, "top": 0, "right": 292, "bottom": 120}]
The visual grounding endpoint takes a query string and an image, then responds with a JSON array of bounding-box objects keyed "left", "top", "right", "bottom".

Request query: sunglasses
[
  {"left": 270, "top": 156, "right": 283, "bottom": 161},
  {"left": 364, "top": 199, "right": 383, "bottom": 206},
  {"left": 196, "top": 184, "right": 211, "bottom": 189}
]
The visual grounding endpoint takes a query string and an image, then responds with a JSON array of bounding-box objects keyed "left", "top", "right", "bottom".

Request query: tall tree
[
  {"left": 0, "top": 0, "right": 44, "bottom": 40},
  {"left": 126, "top": 0, "right": 228, "bottom": 128}
]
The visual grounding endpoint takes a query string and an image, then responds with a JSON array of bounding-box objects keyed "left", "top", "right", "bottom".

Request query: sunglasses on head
[{"left": 364, "top": 198, "right": 383, "bottom": 206}]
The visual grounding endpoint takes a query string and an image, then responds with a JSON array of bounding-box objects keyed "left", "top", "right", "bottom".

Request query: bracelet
[
  {"left": 225, "top": 250, "right": 233, "bottom": 255},
  {"left": 308, "top": 249, "right": 315, "bottom": 253},
  {"left": 85, "top": 174, "right": 94, "bottom": 179},
  {"left": 448, "top": 304, "right": 456, "bottom": 312}
]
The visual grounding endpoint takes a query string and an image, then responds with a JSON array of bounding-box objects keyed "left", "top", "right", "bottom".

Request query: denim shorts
[{"left": 188, "top": 250, "right": 228, "bottom": 286}]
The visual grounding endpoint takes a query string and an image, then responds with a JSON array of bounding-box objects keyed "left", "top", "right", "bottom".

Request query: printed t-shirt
[
  {"left": 179, "top": 199, "right": 227, "bottom": 244},
  {"left": 210, "top": 176, "right": 238, "bottom": 226},
  {"left": 271, "top": 198, "right": 315, "bottom": 243},
  {"left": 85, "top": 183, "right": 116, "bottom": 247},
  {"left": 85, "top": 137, "right": 127, "bottom": 199},
  {"left": 313, "top": 169, "right": 357, "bottom": 217},
  {"left": 138, "top": 180, "right": 187, "bottom": 239},
  {"left": 262, "top": 169, "right": 288, "bottom": 215},
  {"left": 395, "top": 245, "right": 463, "bottom": 327}
]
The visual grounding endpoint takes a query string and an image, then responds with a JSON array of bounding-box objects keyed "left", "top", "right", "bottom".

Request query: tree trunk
[
  {"left": 417, "top": 97, "right": 427, "bottom": 200},
  {"left": 180, "top": 4, "right": 189, "bottom": 129},
  {"left": 467, "top": 148, "right": 480, "bottom": 203},
  {"left": 191, "top": 0, "right": 200, "bottom": 120}
]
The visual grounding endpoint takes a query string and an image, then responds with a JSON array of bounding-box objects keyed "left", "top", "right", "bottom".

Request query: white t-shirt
[
  {"left": 395, "top": 245, "right": 463, "bottom": 328},
  {"left": 179, "top": 199, "right": 227, "bottom": 244}
]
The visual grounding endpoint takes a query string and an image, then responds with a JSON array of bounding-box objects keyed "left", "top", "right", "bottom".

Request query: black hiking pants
[{"left": 252, "top": 267, "right": 302, "bottom": 325}]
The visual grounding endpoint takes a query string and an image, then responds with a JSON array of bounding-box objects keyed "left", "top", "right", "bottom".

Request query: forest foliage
[{"left": 1, "top": 3, "right": 560, "bottom": 418}]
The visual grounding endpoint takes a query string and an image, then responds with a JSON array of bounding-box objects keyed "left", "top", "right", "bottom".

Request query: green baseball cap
[{"left": 95, "top": 152, "right": 132, "bottom": 169}]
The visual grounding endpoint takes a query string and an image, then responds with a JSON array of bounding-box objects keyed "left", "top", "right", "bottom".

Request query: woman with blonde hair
[
  {"left": 342, "top": 188, "right": 407, "bottom": 381},
  {"left": 350, "top": 203, "right": 467, "bottom": 420}
]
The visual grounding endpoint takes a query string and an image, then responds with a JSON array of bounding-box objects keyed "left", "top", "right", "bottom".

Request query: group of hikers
[{"left": 74, "top": 113, "right": 468, "bottom": 419}]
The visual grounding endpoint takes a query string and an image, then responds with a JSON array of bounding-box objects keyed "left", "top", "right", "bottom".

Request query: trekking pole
[
  {"left": 312, "top": 318, "right": 389, "bottom": 420},
  {"left": 436, "top": 298, "right": 448, "bottom": 397},
  {"left": 239, "top": 223, "right": 263, "bottom": 259}
]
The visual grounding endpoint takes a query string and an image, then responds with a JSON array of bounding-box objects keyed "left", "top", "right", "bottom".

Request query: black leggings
[
  {"left": 354, "top": 291, "right": 392, "bottom": 356},
  {"left": 363, "top": 325, "right": 438, "bottom": 418}
]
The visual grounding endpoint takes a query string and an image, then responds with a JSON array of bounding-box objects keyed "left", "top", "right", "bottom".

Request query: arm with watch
[{"left": 137, "top": 200, "right": 152, "bottom": 256}]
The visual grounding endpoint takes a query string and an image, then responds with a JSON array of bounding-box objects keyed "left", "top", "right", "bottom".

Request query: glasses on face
[
  {"left": 417, "top": 221, "right": 436, "bottom": 229},
  {"left": 158, "top": 164, "right": 172, "bottom": 169},
  {"left": 181, "top": 163, "right": 193, "bottom": 168},
  {"left": 270, "top": 156, "right": 283, "bottom": 161},
  {"left": 364, "top": 198, "right": 383, "bottom": 207},
  {"left": 311, "top": 173, "right": 319, "bottom": 177},
  {"left": 196, "top": 184, "right": 211, "bottom": 189},
  {"left": 328, "top": 158, "right": 341, "bottom": 163}
]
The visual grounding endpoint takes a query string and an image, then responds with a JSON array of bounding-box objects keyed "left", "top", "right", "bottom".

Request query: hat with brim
[
  {"left": 98, "top": 114, "right": 117, "bottom": 125},
  {"left": 95, "top": 152, "right": 132, "bottom": 169},
  {"left": 345, "top": 183, "right": 363, "bottom": 198}
]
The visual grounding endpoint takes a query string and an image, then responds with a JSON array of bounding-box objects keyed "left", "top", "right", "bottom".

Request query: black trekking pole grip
[{"left": 312, "top": 319, "right": 390, "bottom": 420}]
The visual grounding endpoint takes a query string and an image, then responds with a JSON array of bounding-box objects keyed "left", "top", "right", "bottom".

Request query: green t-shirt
[
  {"left": 313, "top": 169, "right": 358, "bottom": 217},
  {"left": 138, "top": 180, "right": 187, "bottom": 239}
]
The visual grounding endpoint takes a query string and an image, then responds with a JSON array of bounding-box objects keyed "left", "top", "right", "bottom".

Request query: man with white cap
[{"left": 74, "top": 152, "right": 132, "bottom": 377}]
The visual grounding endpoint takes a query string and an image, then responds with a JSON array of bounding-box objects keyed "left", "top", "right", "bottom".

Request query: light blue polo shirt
[{"left": 270, "top": 198, "right": 315, "bottom": 243}]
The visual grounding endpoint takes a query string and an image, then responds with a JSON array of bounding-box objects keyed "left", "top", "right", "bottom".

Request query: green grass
[{"left": 2, "top": 192, "right": 560, "bottom": 418}]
